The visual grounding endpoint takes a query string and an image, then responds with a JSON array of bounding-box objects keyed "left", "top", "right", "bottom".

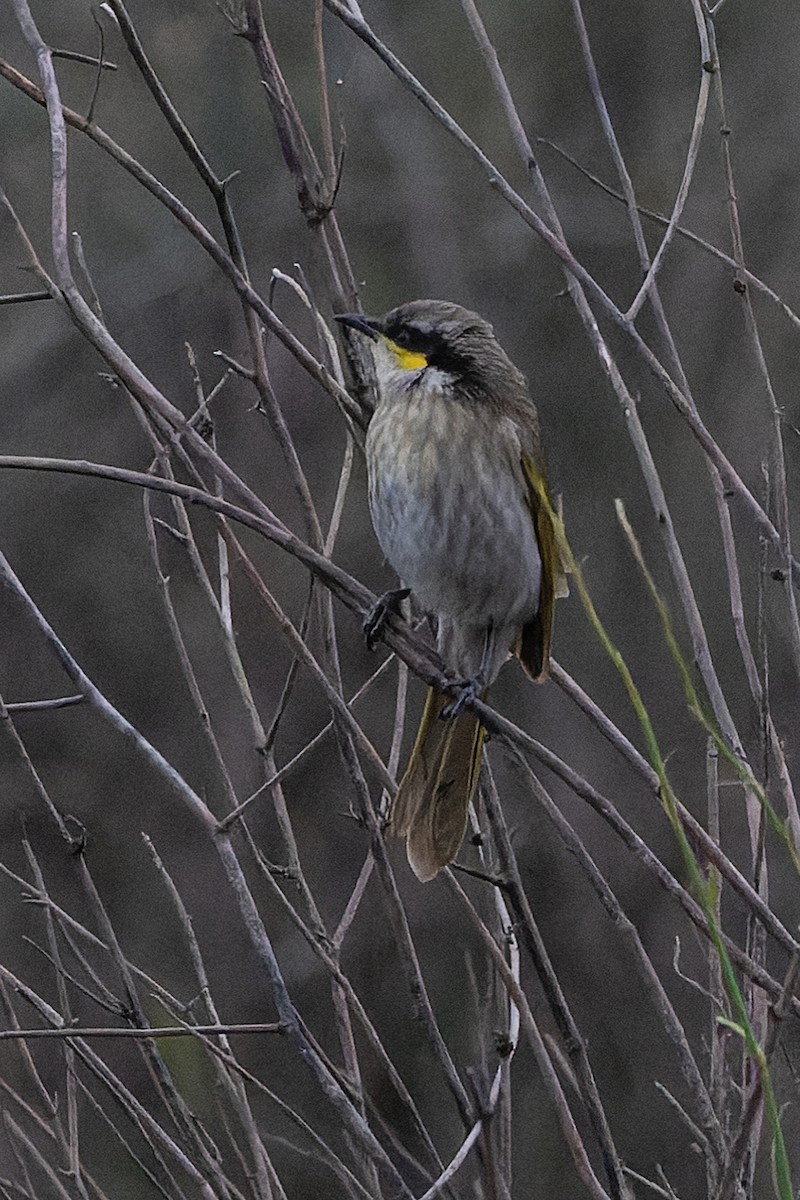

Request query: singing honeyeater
[{"left": 336, "top": 300, "right": 564, "bottom": 881}]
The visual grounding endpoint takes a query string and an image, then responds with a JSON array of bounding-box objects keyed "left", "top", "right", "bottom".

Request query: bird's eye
[{"left": 392, "top": 327, "right": 413, "bottom": 348}]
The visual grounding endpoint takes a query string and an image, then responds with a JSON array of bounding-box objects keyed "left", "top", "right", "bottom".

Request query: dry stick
[
  {"left": 0, "top": 540, "right": 217, "bottom": 834},
  {"left": 462, "top": 770, "right": 523, "bottom": 1168},
  {"left": 230, "top": 529, "right": 475, "bottom": 1118},
  {"left": 621, "top": 1167, "right": 676, "bottom": 1200},
  {"left": 12, "top": 442, "right": 800, "bottom": 1003},
  {"left": 0, "top": 1025, "right": 284, "bottom": 1042},
  {"left": 325, "top": 713, "right": 479, "bottom": 1133},
  {"left": 2, "top": 452, "right": 796, "bottom": 974},
  {"left": 563, "top": 0, "right": 762, "bottom": 760},
  {"left": 224, "top": 521, "right": 376, "bottom": 1177},
  {"left": 0, "top": 22, "right": 778, "bottom": 613},
  {"left": 136, "top": 390, "right": 284, "bottom": 838},
  {"left": 3, "top": 185, "right": 356, "bottom": 619},
  {"left": 445, "top": 874, "right": 613, "bottom": 1200},
  {"left": 0, "top": 1075, "right": 107, "bottom": 1200},
  {"left": 0, "top": 61, "right": 363, "bottom": 427},
  {"left": 222, "top": 278, "right": 385, "bottom": 1052},
  {"left": 0, "top": 860, "right": 212, "bottom": 1031},
  {"left": 0, "top": 909, "right": 73, "bottom": 1186},
  {"left": 210, "top": 835, "right": 414, "bottom": 1197},
  {"left": 142, "top": 491, "right": 241, "bottom": 816},
  {"left": 0, "top": 288, "right": 51, "bottom": 303},
  {"left": 222, "top": 531, "right": 394, "bottom": 794},
  {"left": 143, "top": 836, "right": 278, "bottom": 1200},
  {"left": 554, "top": 657, "right": 797, "bottom": 966},
  {"left": 539, "top": 137, "right": 800, "bottom": 337},
  {"left": 459, "top": 0, "right": 759, "bottom": 815},
  {"left": 263, "top": 276, "right": 358, "bottom": 728},
  {"left": 141, "top": 401, "right": 344, "bottom": 947},
  {"left": 451, "top": 39, "right": 725, "bottom": 1177},
  {"left": 14, "top": 42, "right": 782, "bottom": 1176},
  {"left": 21, "top": 843, "right": 92, "bottom": 1200},
  {"left": 218, "top": 538, "right": 478, "bottom": 1159},
  {"left": 314, "top": 0, "right": 338, "bottom": 185},
  {"left": 653, "top": 1081, "right": 711, "bottom": 1162},
  {"left": 22, "top": 933, "right": 121, "bottom": 1023},
  {"left": 0, "top": 453, "right": 377, "bottom": 626},
  {"left": 506, "top": 748, "right": 726, "bottom": 1163},
  {"left": 507, "top": 712, "right": 800, "bottom": 984},
  {"left": 0, "top": 979, "right": 56, "bottom": 1119},
  {"left": 2, "top": 8, "right": 787, "bottom": 653},
  {"left": 477, "top": 770, "right": 629, "bottom": 1200},
  {"left": 321, "top": 0, "right": 799, "bottom": 590},
  {"left": 714, "top": 1076, "right": 767, "bottom": 1200},
  {"left": 470, "top": 706, "right": 800, "bottom": 1024},
  {"left": 217, "top": 286, "right": 368, "bottom": 1134},
  {"left": 71, "top": 1037, "right": 222, "bottom": 1200},
  {"left": 0, "top": 452, "right": 454, "bottom": 772},
  {"left": 67, "top": 846, "right": 237, "bottom": 1194},
  {"left": 11, "top": 849, "right": 352, "bottom": 1200},
  {"left": 136, "top": 383, "right": 341, "bottom": 953},
  {"left": 4, "top": 1113, "right": 73, "bottom": 1200},
  {"left": 4, "top": 1122, "right": 36, "bottom": 1200},
  {"left": 239, "top": 0, "right": 360, "bottom": 310},
  {"left": 570, "top": 0, "right": 711, "bottom": 323},
  {"left": 415, "top": 1124, "right": 484, "bottom": 1200},
  {"left": 234, "top": 0, "right": 377, "bottom": 425},
  {"left": 537, "top": 11, "right": 793, "bottom": 965},
  {"left": 306, "top": 310, "right": 406, "bottom": 1142},
  {"left": 706, "top": 19, "right": 800, "bottom": 849},
  {"left": 260, "top": 279, "right": 352, "bottom": 702},
  {"left": 48, "top": 47, "right": 116, "bottom": 70},
  {"left": 706, "top": 34, "right": 793, "bottom": 1188},
  {"left": 483, "top": 784, "right": 521, "bottom": 1196},
  {"left": 260, "top": 582, "right": 317, "bottom": 757},
  {"left": 561, "top": 9, "right": 753, "bottom": 753},
  {"left": 154, "top": 438, "right": 386, "bottom": 1188},
  {"left": 713, "top": 463, "right": 799, "bottom": 843},
  {"left": 550, "top": 662, "right": 653, "bottom": 781},
  {"left": 0, "top": 966, "right": 215, "bottom": 1200},
  {"left": 104, "top": 1, "right": 330, "bottom": 551},
  {"left": 171, "top": 1022, "right": 378, "bottom": 1200},
  {"left": 225, "top": 652, "right": 399, "bottom": 827},
  {"left": 706, "top": 740, "right": 729, "bottom": 1195},
  {"left": 455, "top": 889, "right": 514, "bottom": 1198},
  {"left": 4, "top": 457, "right": 798, "bottom": 1026},
  {"left": 0, "top": 547, "right": 411, "bottom": 1199},
  {"left": 4, "top": 143, "right": 360, "bottom": 810},
  {"left": 74, "top": 1077, "right": 180, "bottom": 1200},
  {"left": 0, "top": 694, "right": 69, "bottom": 837},
  {"left": 138, "top": 400, "right": 272, "bottom": 754},
  {"left": 460, "top": 783, "right": 520, "bottom": 1200},
  {"left": 245, "top": 846, "right": 448, "bottom": 1183}
]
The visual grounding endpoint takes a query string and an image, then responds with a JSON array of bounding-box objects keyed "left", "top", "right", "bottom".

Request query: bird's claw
[
  {"left": 363, "top": 587, "right": 411, "bottom": 649},
  {"left": 442, "top": 675, "right": 483, "bottom": 720}
]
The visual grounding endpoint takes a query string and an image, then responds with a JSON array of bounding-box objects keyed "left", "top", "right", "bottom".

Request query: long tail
[{"left": 390, "top": 688, "right": 485, "bottom": 881}]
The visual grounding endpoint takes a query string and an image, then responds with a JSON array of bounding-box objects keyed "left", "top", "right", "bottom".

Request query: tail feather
[{"left": 391, "top": 687, "right": 485, "bottom": 881}]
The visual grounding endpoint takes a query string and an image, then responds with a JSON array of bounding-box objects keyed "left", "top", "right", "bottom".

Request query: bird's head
[{"left": 335, "top": 300, "right": 519, "bottom": 393}]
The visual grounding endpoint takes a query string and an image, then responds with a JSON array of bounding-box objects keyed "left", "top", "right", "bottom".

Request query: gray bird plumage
[{"left": 337, "top": 300, "right": 562, "bottom": 879}]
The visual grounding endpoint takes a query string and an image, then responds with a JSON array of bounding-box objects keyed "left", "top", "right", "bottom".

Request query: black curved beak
[{"left": 334, "top": 313, "right": 383, "bottom": 340}]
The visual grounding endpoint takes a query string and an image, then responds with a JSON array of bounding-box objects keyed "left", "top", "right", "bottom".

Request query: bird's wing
[{"left": 518, "top": 452, "right": 568, "bottom": 681}]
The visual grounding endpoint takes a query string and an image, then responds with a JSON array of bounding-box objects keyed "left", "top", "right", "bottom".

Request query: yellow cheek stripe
[{"left": 385, "top": 338, "right": 428, "bottom": 371}]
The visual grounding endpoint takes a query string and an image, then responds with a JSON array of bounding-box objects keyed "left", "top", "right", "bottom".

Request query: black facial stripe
[{"left": 383, "top": 320, "right": 479, "bottom": 376}]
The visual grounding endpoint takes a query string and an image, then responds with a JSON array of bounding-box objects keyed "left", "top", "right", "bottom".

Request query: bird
[{"left": 335, "top": 300, "right": 565, "bottom": 881}]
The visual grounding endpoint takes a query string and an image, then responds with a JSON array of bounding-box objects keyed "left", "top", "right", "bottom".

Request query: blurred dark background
[{"left": 1, "top": 1, "right": 799, "bottom": 1196}]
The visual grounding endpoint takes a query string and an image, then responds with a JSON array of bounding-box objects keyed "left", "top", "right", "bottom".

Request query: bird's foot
[
  {"left": 442, "top": 674, "right": 484, "bottom": 720},
  {"left": 363, "top": 587, "right": 411, "bottom": 650}
]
